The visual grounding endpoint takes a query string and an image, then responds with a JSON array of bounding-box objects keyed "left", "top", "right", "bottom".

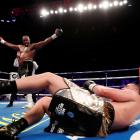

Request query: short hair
[
  {"left": 22, "top": 35, "right": 29, "bottom": 39},
  {"left": 125, "top": 83, "right": 140, "bottom": 95}
]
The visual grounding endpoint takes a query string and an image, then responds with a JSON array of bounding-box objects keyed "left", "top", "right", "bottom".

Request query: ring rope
[
  {"left": 55, "top": 68, "right": 139, "bottom": 75},
  {"left": 70, "top": 75, "right": 139, "bottom": 81},
  {"left": 0, "top": 71, "right": 9, "bottom": 75},
  {"left": 0, "top": 68, "right": 139, "bottom": 82},
  {"left": 0, "top": 67, "right": 139, "bottom": 75},
  {"left": 0, "top": 75, "right": 138, "bottom": 81}
]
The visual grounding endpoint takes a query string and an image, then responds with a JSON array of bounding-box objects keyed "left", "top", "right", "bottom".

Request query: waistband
[{"left": 23, "top": 59, "right": 33, "bottom": 62}]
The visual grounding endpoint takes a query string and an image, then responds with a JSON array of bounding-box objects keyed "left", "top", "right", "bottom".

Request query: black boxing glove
[
  {"left": 55, "top": 28, "right": 63, "bottom": 37},
  {"left": 51, "top": 28, "right": 63, "bottom": 39},
  {"left": 83, "top": 80, "right": 97, "bottom": 92}
]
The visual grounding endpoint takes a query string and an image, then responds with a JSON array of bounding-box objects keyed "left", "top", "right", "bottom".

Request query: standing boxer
[{"left": 0, "top": 28, "right": 63, "bottom": 108}]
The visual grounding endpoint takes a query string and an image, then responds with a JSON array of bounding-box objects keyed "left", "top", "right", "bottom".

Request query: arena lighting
[
  {"left": 0, "top": 17, "right": 16, "bottom": 23},
  {"left": 0, "top": 0, "right": 129, "bottom": 22},
  {"left": 39, "top": 0, "right": 128, "bottom": 17},
  {"left": 40, "top": 8, "right": 50, "bottom": 17}
]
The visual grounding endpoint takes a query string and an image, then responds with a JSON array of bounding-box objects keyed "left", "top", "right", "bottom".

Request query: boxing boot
[
  {"left": 0, "top": 118, "right": 29, "bottom": 140},
  {"left": 22, "top": 94, "right": 35, "bottom": 109},
  {"left": 6, "top": 94, "right": 17, "bottom": 107},
  {"left": 6, "top": 103, "right": 13, "bottom": 107},
  {"left": 0, "top": 80, "right": 17, "bottom": 95}
]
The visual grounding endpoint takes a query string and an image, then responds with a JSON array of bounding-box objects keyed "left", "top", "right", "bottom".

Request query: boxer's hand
[
  {"left": 51, "top": 28, "right": 63, "bottom": 39},
  {"left": 83, "top": 80, "right": 97, "bottom": 91},
  {"left": 0, "top": 37, "right": 6, "bottom": 44},
  {"left": 55, "top": 28, "right": 63, "bottom": 37}
]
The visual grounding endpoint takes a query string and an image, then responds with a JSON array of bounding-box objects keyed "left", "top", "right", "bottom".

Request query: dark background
[{"left": 0, "top": 0, "right": 139, "bottom": 74}]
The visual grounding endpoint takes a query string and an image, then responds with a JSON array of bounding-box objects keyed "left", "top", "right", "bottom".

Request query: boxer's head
[
  {"left": 123, "top": 83, "right": 140, "bottom": 94},
  {"left": 22, "top": 35, "right": 30, "bottom": 47}
]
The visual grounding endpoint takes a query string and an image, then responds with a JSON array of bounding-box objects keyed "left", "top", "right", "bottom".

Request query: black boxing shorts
[
  {"left": 18, "top": 60, "right": 33, "bottom": 77},
  {"left": 45, "top": 78, "right": 115, "bottom": 137},
  {"left": 45, "top": 95, "right": 103, "bottom": 137}
]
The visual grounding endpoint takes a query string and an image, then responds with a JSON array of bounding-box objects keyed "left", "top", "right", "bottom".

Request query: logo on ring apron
[{"left": 55, "top": 103, "right": 66, "bottom": 116}]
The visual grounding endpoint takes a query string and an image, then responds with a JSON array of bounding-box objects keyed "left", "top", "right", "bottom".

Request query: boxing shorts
[
  {"left": 45, "top": 78, "right": 115, "bottom": 137},
  {"left": 18, "top": 60, "right": 34, "bottom": 77}
]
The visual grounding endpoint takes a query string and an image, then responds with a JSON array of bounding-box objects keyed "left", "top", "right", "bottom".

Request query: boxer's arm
[
  {"left": 0, "top": 37, "right": 19, "bottom": 50},
  {"left": 31, "top": 36, "right": 53, "bottom": 50},
  {"left": 92, "top": 85, "right": 138, "bottom": 102},
  {"left": 30, "top": 28, "right": 63, "bottom": 50},
  {"left": 83, "top": 80, "right": 138, "bottom": 102}
]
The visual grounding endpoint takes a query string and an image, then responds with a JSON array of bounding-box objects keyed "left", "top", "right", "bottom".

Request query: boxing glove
[
  {"left": 0, "top": 37, "right": 6, "bottom": 44},
  {"left": 83, "top": 80, "right": 97, "bottom": 92},
  {"left": 51, "top": 28, "right": 63, "bottom": 39}
]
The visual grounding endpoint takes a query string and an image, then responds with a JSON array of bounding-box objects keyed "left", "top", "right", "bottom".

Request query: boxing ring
[{"left": 0, "top": 67, "right": 140, "bottom": 140}]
